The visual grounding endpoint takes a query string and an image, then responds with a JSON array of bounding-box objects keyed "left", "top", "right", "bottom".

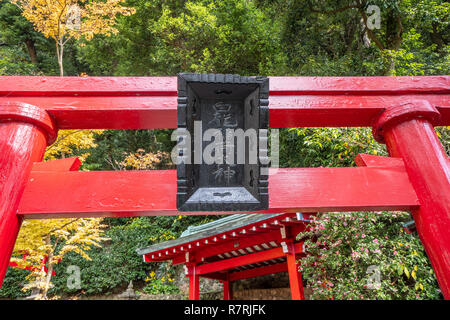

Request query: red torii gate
[{"left": 0, "top": 76, "right": 449, "bottom": 298}]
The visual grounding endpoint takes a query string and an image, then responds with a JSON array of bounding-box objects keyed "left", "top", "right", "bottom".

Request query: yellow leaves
[
  {"left": 14, "top": 218, "right": 109, "bottom": 261},
  {"left": 403, "top": 266, "right": 410, "bottom": 279},
  {"left": 158, "top": 233, "right": 176, "bottom": 241},
  {"left": 12, "top": 218, "right": 109, "bottom": 294},
  {"left": 44, "top": 129, "right": 104, "bottom": 162},
  {"left": 11, "top": 0, "right": 136, "bottom": 42},
  {"left": 397, "top": 264, "right": 411, "bottom": 279},
  {"left": 121, "top": 149, "right": 172, "bottom": 170},
  {"left": 397, "top": 263, "right": 424, "bottom": 291}
]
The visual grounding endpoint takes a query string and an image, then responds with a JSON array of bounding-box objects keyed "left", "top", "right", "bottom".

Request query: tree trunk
[
  {"left": 40, "top": 235, "right": 54, "bottom": 299},
  {"left": 344, "top": 21, "right": 356, "bottom": 56},
  {"left": 56, "top": 40, "right": 64, "bottom": 76},
  {"left": 24, "top": 38, "right": 38, "bottom": 64},
  {"left": 430, "top": 22, "right": 445, "bottom": 51},
  {"left": 42, "top": 258, "right": 54, "bottom": 299},
  {"left": 383, "top": 10, "right": 403, "bottom": 75}
]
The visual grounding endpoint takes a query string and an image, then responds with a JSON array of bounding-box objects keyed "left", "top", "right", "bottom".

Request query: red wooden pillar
[
  {"left": 285, "top": 241, "right": 305, "bottom": 300},
  {"left": 223, "top": 274, "right": 233, "bottom": 300},
  {"left": 0, "top": 102, "right": 57, "bottom": 288},
  {"left": 373, "top": 100, "right": 450, "bottom": 299},
  {"left": 187, "top": 263, "right": 200, "bottom": 300}
]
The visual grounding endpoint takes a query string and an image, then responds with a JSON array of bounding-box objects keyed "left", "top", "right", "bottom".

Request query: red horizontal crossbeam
[
  {"left": 8, "top": 255, "right": 57, "bottom": 276},
  {"left": 8, "top": 261, "right": 55, "bottom": 276},
  {"left": 17, "top": 166, "right": 419, "bottom": 219},
  {"left": 0, "top": 76, "right": 448, "bottom": 129},
  {"left": 196, "top": 242, "right": 302, "bottom": 275},
  {"left": 31, "top": 157, "right": 81, "bottom": 172},
  {"left": 354, "top": 154, "right": 404, "bottom": 168},
  {"left": 228, "top": 262, "right": 288, "bottom": 282},
  {"left": 200, "top": 263, "right": 289, "bottom": 282}
]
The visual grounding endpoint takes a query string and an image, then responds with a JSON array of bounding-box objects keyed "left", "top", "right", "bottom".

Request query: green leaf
[{"left": 397, "top": 265, "right": 403, "bottom": 276}]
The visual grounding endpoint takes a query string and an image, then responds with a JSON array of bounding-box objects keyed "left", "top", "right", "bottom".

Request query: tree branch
[
  {"left": 308, "top": 1, "right": 386, "bottom": 51},
  {"left": 49, "top": 218, "right": 80, "bottom": 234},
  {"left": 308, "top": 2, "right": 360, "bottom": 15},
  {"left": 358, "top": 5, "right": 385, "bottom": 51},
  {"left": 45, "top": 129, "right": 85, "bottom": 153}
]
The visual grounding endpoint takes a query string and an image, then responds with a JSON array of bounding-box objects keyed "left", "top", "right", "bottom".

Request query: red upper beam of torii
[
  {"left": 0, "top": 76, "right": 448, "bottom": 129},
  {"left": 0, "top": 75, "right": 449, "bottom": 299}
]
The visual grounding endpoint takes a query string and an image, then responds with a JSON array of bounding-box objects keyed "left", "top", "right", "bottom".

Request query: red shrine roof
[{"left": 137, "top": 213, "right": 311, "bottom": 279}]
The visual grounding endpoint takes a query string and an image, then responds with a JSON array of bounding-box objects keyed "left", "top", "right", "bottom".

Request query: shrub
[{"left": 298, "top": 212, "right": 442, "bottom": 300}]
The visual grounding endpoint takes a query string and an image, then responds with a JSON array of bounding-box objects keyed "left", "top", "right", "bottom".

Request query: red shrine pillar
[
  {"left": 0, "top": 102, "right": 57, "bottom": 287},
  {"left": 222, "top": 273, "right": 233, "bottom": 300},
  {"left": 285, "top": 240, "right": 305, "bottom": 300},
  {"left": 187, "top": 263, "right": 200, "bottom": 300},
  {"left": 373, "top": 100, "right": 450, "bottom": 299}
]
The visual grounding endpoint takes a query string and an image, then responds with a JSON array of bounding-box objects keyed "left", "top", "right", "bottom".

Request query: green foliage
[
  {"left": 152, "top": 0, "right": 286, "bottom": 75},
  {"left": 141, "top": 278, "right": 180, "bottom": 295},
  {"left": 0, "top": 46, "right": 39, "bottom": 75},
  {"left": 280, "top": 128, "right": 387, "bottom": 168},
  {"left": 0, "top": 267, "right": 30, "bottom": 298},
  {"left": 77, "top": 0, "right": 286, "bottom": 76},
  {"left": 50, "top": 218, "right": 155, "bottom": 296},
  {"left": 47, "top": 215, "right": 221, "bottom": 297},
  {"left": 436, "top": 127, "right": 450, "bottom": 155},
  {"left": 141, "top": 267, "right": 180, "bottom": 295},
  {"left": 82, "top": 129, "right": 175, "bottom": 170},
  {"left": 278, "top": 1, "right": 380, "bottom": 76},
  {"left": 298, "top": 212, "right": 442, "bottom": 300},
  {"left": 261, "top": 0, "right": 449, "bottom": 76}
]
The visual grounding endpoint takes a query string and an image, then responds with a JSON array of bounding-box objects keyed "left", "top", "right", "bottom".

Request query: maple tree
[
  {"left": 11, "top": 218, "right": 109, "bottom": 299},
  {"left": 44, "top": 129, "right": 104, "bottom": 162},
  {"left": 120, "top": 148, "right": 173, "bottom": 170},
  {"left": 10, "top": 0, "right": 135, "bottom": 75}
]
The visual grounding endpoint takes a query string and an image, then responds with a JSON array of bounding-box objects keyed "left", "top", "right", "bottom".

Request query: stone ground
[{"left": 65, "top": 287, "right": 311, "bottom": 300}]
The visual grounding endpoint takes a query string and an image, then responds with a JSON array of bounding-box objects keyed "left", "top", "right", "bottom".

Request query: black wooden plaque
[{"left": 177, "top": 73, "right": 269, "bottom": 211}]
